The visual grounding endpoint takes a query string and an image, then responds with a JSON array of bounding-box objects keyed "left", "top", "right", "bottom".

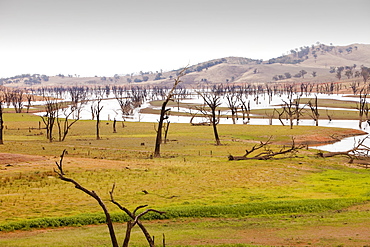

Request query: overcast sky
[{"left": 0, "top": 0, "right": 369, "bottom": 78}]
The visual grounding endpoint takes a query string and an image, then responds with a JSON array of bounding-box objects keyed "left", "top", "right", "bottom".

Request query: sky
[{"left": 0, "top": 0, "right": 369, "bottom": 78}]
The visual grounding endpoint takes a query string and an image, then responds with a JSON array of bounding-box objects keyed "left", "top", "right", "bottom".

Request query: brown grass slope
[
  {"left": 233, "top": 43, "right": 370, "bottom": 84},
  {"left": 3, "top": 43, "right": 370, "bottom": 88}
]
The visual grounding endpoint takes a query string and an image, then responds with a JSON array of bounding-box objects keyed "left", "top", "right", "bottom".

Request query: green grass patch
[{"left": 0, "top": 198, "right": 363, "bottom": 231}]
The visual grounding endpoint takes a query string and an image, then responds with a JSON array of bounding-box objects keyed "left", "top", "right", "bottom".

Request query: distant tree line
[
  {"left": 329, "top": 64, "right": 370, "bottom": 82},
  {"left": 272, "top": 70, "right": 314, "bottom": 81},
  {"left": 268, "top": 43, "right": 359, "bottom": 65},
  {"left": 0, "top": 74, "right": 49, "bottom": 86}
]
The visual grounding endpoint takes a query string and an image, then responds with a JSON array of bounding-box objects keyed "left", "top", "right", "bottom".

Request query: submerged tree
[
  {"left": 308, "top": 95, "right": 320, "bottom": 126},
  {"left": 357, "top": 91, "right": 369, "bottom": 129},
  {"left": 225, "top": 91, "right": 239, "bottom": 124}
]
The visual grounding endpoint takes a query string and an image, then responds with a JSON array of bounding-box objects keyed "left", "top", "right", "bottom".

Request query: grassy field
[{"left": 1, "top": 111, "right": 370, "bottom": 246}]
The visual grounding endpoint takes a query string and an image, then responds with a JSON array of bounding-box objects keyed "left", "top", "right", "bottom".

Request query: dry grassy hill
[{"left": 2, "top": 43, "right": 370, "bottom": 88}]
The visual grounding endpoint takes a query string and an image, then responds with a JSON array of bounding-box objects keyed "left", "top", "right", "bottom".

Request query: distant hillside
[{"left": 2, "top": 43, "right": 370, "bottom": 88}]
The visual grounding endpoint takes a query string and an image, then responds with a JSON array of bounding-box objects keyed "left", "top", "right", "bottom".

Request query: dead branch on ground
[
  {"left": 317, "top": 136, "right": 370, "bottom": 166},
  {"left": 228, "top": 137, "right": 306, "bottom": 161}
]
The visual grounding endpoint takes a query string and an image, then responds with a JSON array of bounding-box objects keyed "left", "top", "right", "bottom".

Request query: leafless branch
[{"left": 229, "top": 137, "right": 305, "bottom": 161}]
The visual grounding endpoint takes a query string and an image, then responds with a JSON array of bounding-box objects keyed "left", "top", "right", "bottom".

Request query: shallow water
[{"left": 32, "top": 91, "right": 369, "bottom": 152}]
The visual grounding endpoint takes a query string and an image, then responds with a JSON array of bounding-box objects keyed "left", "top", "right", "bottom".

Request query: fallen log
[
  {"left": 317, "top": 136, "right": 370, "bottom": 164},
  {"left": 229, "top": 136, "right": 305, "bottom": 161}
]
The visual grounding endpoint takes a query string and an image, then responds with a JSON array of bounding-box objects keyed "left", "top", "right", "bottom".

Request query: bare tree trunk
[
  {"left": 122, "top": 221, "right": 133, "bottom": 247},
  {"left": 211, "top": 109, "right": 221, "bottom": 145},
  {"left": 154, "top": 104, "right": 167, "bottom": 157},
  {"left": 154, "top": 67, "right": 187, "bottom": 157},
  {"left": 92, "top": 98, "right": 104, "bottom": 140},
  {"left": 0, "top": 101, "right": 3, "bottom": 145},
  {"left": 40, "top": 98, "right": 59, "bottom": 143},
  {"left": 113, "top": 119, "right": 117, "bottom": 133},
  {"left": 196, "top": 91, "right": 222, "bottom": 146},
  {"left": 55, "top": 152, "right": 165, "bottom": 247},
  {"left": 96, "top": 112, "right": 101, "bottom": 140},
  {"left": 163, "top": 121, "right": 170, "bottom": 144},
  {"left": 54, "top": 151, "right": 119, "bottom": 247}
]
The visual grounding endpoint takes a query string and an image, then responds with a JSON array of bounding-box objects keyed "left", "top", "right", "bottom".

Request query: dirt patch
[
  {"left": 1, "top": 217, "right": 370, "bottom": 246},
  {"left": 280, "top": 128, "right": 367, "bottom": 146},
  {"left": 0, "top": 153, "right": 49, "bottom": 166}
]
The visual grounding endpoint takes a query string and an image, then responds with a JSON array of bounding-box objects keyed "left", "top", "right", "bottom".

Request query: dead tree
[
  {"left": 282, "top": 96, "right": 305, "bottom": 129},
  {"left": 282, "top": 98, "right": 295, "bottom": 129},
  {"left": 274, "top": 108, "right": 285, "bottom": 126},
  {"left": 91, "top": 97, "right": 104, "bottom": 140},
  {"left": 228, "top": 137, "right": 305, "bottom": 161},
  {"left": 56, "top": 104, "right": 83, "bottom": 142},
  {"left": 326, "top": 109, "right": 333, "bottom": 122},
  {"left": 163, "top": 120, "right": 170, "bottom": 144},
  {"left": 189, "top": 108, "right": 210, "bottom": 126},
  {"left": 225, "top": 92, "right": 239, "bottom": 124},
  {"left": 40, "top": 97, "right": 59, "bottom": 142},
  {"left": 196, "top": 90, "right": 222, "bottom": 145},
  {"left": 25, "top": 93, "right": 34, "bottom": 113},
  {"left": 3, "top": 88, "right": 12, "bottom": 108},
  {"left": 357, "top": 91, "right": 369, "bottom": 129},
  {"left": 11, "top": 89, "right": 24, "bottom": 113},
  {"left": 55, "top": 87, "right": 87, "bottom": 141},
  {"left": 0, "top": 99, "right": 3, "bottom": 145},
  {"left": 54, "top": 150, "right": 165, "bottom": 247},
  {"left": 318, "top": 137, "right": 370, "bottom": 166},
  {"left": 109, "top": 185, "right": 165, "bottom": 247},
  {"left": 265, "top": 110, "right": 275, "bottom": 125},
  {"left": 113, "top": 118, "right": 117, "bottom": 133},
  {"left": 236, "top": 87, "right": 251, "bottom": 122},
  {"left": 239, "top": 99, "right": 251, "bottom": 122},
  {"left": 308, "top": 95, "right": 320, "bottom": 126},
  {"left": 154, "top": 67, "right": 187, "bottom": 157},
  {"left": 114, "top": 87, "right": 134, "bottom": 116}
]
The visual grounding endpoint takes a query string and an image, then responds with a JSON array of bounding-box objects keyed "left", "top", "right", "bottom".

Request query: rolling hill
[{"left": 2, "top": 43, "right": 370, "bottom": 88}]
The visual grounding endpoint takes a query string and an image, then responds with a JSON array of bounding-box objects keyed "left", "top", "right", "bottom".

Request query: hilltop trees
[
  {"left": 272, "top": 69, "right": 313, "bottom": 81},
  {"left": 299, "top": 70, "right": 307, "bottom": 79},
  {"left": 361, "top": 66, "right": 370, "bottom": 83}
]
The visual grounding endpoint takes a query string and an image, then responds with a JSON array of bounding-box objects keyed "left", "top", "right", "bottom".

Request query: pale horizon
[{"left": 1, "top": 0, "right": 369, "bottom": 78}]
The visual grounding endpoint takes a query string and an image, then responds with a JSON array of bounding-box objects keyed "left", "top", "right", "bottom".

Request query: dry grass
[{"left": 0, "top": 112, "right": 367, "bottom": 224}]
